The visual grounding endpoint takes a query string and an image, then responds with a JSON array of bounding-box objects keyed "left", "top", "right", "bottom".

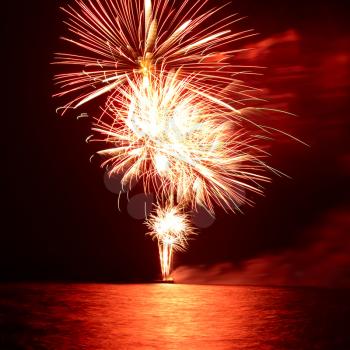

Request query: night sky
[{"left": 3, "top": 0, "right": 350, "bottom": 285}]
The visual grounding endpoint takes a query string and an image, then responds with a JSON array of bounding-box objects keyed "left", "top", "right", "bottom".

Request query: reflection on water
[{"left": 0, "top": 283, "right": 349, "bottom": 349}]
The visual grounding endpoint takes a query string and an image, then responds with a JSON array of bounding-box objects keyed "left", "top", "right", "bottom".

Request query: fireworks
[
  {"left": 53, "top": 0, "right": 257, "bottom": 114},
  {"left": 91, "top": 71, "right": 270, "bottom": 213},
  {"left": 54, "top": 0, "right": 288, "bottom": 281},
  {"left": 146, "top": 205, "right": 195, "bottom": 280}
]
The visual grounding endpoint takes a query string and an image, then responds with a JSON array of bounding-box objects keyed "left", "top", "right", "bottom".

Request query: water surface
[{"left": 0, "top": 283, "right": 349, "bottom": 349}]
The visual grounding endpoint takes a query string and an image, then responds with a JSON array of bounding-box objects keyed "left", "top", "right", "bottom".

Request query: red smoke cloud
[{"left": 173, "top": 208, "right": 350, "bottom": 288}]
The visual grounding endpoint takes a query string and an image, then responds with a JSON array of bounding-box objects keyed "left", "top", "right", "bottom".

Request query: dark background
[{"left": 3, "top": 0, "right": 350, "bottom": 284}]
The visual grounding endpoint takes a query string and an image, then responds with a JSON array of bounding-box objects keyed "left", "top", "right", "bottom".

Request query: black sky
[{"left": 3, "top": 0, "right": 350, "bottom": 283}]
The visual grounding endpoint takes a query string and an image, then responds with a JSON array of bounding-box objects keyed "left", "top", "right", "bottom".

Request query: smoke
[{"left": 173, "top": 208, "right": 350, "bottom": 288}]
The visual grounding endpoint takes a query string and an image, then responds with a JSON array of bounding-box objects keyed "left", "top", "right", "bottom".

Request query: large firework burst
[{"left": 91, "top": 70, "right": 271, "bottom": 213}]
